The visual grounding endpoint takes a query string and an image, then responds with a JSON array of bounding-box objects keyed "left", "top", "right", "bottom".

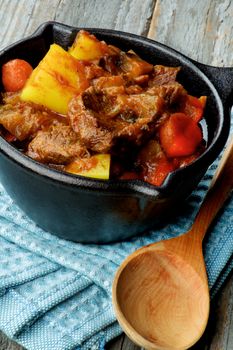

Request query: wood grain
[
  {"left": 0, "top": 0, "right": 37, "bottom": 50},
  {"left": 208, "top": 274, "right": 233, "bottom": 350},
  {"left": 0, "top": 331, "right": 25, "bottom": 350},
  {"left": 107, "top": 334, "right": 140, "bottom": 350},
  {"left": 0, "top": 0, "right": 155, "bottom": 51},
  {"left": 148, "top": 0, "right": 233, "bottom": 66}
]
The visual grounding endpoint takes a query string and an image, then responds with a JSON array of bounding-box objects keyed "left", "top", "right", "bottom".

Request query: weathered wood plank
[
  {"left": 107, "top": 333, "right": 142, "bottom": 350},
  {"left": 54, "top": 0, "right": 156, "bottom": 36},
  {"left": 0, "top": 331, "right": 25, "bottom": 350},
  {"left": 0, "top": 0, "right": 37, "bottom": 50},
  {"left": 121, "top": 335, "right": 141, "bottom": 350},
  {"left": 1, "top": 0, "right": 155, "bottom": 51},
  {"left": 148, "top": 0, "right": 233, "bottom": 66},
  {"left": 23, "top": 0, "right": 61, "bottom": 36},
  {"left": 208, "top": 274, "right": 233, "bottom": 350},
  {"left": 106, "top": 335, "right": 124, "bottom": 350}
]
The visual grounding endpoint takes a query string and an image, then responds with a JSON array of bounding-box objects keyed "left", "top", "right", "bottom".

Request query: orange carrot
[
  {"left": 144, "top": 158, "right": 174, "bottom": 186},
  {"left": 160, "top": 113, "right": 202, "bottom": 157},
  {"left": 2, "top": 59, "right": 33, "bottom": 92},
  {"left": 182, "top": 95, "right": 206, "bottom": 123}
]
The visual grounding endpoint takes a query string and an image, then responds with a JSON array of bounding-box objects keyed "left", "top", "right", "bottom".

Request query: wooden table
[{"left": 0, "top": 0, "right": 232, "bottom": 349}]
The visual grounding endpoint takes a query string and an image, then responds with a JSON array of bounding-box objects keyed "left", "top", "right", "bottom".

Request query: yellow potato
[
  {"left": 68, "top": 30, "right": 109, "bottom": 61},
  {"left": 21, "top": 44, "right": 89, "bottom": 115},
  {"left": 65, "top": 154, "right": 111, "bottom": 180}
]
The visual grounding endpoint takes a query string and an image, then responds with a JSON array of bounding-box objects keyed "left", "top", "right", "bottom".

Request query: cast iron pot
[{"left": 0, "top": 22, "right": 232, "bottom": 243}]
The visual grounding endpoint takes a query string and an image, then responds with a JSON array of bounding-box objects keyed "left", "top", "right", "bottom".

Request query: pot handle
[{"left": 191, "top": 61, "right": 233, "bottom": 109}]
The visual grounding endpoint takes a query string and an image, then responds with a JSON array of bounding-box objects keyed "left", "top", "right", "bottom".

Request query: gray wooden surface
[{"left": 0, "top": 0, "right": 232, "bottom": 349}]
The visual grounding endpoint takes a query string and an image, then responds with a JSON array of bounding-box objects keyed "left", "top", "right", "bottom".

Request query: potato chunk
[
  {"left": 68, "top": 30, "right": 109, "bottom": 61},
  {"left": 21, "top": 44, "right": 89, "bottom": 115},
  {"left": 65, "top": 154, "right": 111, "bottom": 179}
]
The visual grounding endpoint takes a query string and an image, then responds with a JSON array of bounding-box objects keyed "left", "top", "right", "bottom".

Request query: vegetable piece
[
  {"left": 68, "top": 30, "right": 109, "bottom": 61},
  {"left": 173, "top": 153, "right": 200, "bottom": 168},
  {"left": 159, "top": 113, "right": 202, "bottom": 157},
  {"left": 144, "top": 158, "right": 174, "bottom": 186},
  {"left": 65, "top": 154, "right": 111, "bottom": 179},
  {"left": 2, "top": 59, "right": 33, "bottom": 92},
  {"left": 137, "top": 140, "right": 174, "bottom": 186},
  {"left": 182, "top": 95, "right": 206, "bottom": 123},
  {"left": 21, "top": 44, "right": 89, "bottom": 115}
]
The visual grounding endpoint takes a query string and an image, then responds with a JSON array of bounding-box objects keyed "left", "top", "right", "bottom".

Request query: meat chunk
[
  {"left": 119, "top": 51, "right": 154, "bottom": 78},
  {"left": 83, "top": 62, "right": 110, "bottom": 81},
  {"left": 92, "top": 75, "right": 125, "bottom": 91},
  {"left": 0, "top": 93, "right": 65, "bottom": 141},
  {"left": 149, "top": 65, "right": 180, "bottom": 86},
  {"left": 99, "top": 50, "right": 153, "bottom": 79},
  {"left": 92, "top": 75, "right": 145, "bottom": 95},
  {"left": 27, "top": 125, "right": 87, "bottom": 164},
  {"left": 68, "top": 86, "right": 164, "bottom": 153},
  {"left": 68, "top": 93, "right": 113, "bottom": 153},
  {"left": 147, "top": 82, "right": 187, "bottom": 105}
]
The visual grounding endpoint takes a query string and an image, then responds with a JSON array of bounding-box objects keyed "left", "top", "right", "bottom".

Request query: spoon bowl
[
  {"left": 114, "top": 238, "right": 209, "bottom": 350},
  {"left": 112, "top": 136, "right": 233, "bottom": 349}
]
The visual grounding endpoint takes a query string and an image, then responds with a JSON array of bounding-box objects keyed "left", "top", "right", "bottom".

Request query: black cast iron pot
[{"left": 0, "top": 22, "right": 232, "bottom": 243}]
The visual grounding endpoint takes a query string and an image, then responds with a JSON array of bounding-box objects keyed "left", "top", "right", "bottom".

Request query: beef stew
[{"left": 0, "top": 30, "right": 206, "bottom": 186}]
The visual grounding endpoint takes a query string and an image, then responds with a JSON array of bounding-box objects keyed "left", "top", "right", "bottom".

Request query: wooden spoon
[{"left": 112, "top": 136, "right": 233, "bottom": 350}]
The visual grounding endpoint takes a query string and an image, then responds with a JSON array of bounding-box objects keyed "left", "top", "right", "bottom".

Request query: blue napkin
[{"left": 0, "top": 133, "right": 232, "bottom": 349}]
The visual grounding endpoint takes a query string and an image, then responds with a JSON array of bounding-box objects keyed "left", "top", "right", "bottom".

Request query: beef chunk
[
  {"left": 68, "top": 86, "right": 164, "bottom": 153},
  {"left": 149, "top": 65, "right": 181, "bottom": 86},
  {"left": 119, "top": 51, "right": 154, "bottom": 78},
  {"left": 68, "top": 92, "right": 113, "bottom": 153},
  {"left": 84, "top": 62, "right": 110, "bottom": 81},
  {"left": 27, "top": 125, "right": 87, "bottom": 164},
  {"left": 147, "top": 82, "right": 187, "bottom": 105},
  {"left": 0, "top": 93, "right": 66, "bottom": 141},
  {"left": 100, "top": 50, "right": 153, "bottom": 79},
  {"left": 92, "top": 75, "right": 125, "bottom": 92}
]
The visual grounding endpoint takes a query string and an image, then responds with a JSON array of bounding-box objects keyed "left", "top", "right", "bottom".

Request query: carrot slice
[
  {"left": 182, "top": 95, "right": 206, "bottom": 123},
  {"left": 159, "top": 113, "right": 202, "bottom": 157},
  {"left": 2, "top": 59, "right": 33, "bottom": 92},
  {"left": 144, "top": 158, "right": 174, "bottom": 186}
]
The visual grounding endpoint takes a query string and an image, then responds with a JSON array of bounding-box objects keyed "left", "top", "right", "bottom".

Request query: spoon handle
[{"left": 190, "top": 135, "right": 233, "bottom": 241}]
